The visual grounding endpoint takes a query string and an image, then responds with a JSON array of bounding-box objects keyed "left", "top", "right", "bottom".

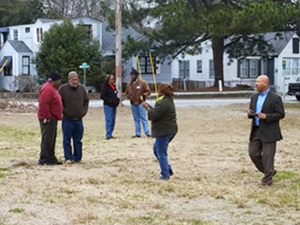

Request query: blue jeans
[
  {"left": 62, "top": 117, "right": 84, "bottom": 162},
  {"left": 130, "top": 103, "right": 150, "bottom": 136},
  {"left": 104, "top": 104, "right": 116, "bottom": 138},
  {"left": 153, "top": 134, "right": 175, "bottom": 179}
]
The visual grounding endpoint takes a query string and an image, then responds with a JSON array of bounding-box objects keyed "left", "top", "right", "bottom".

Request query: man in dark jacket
[
  {"left": 58, "top": 71, "right": 89, "bottom": 163},
  {"left": 247, "top": 75, "right": 285, "bottom": 186},
  {"left": 37, "top": 71, "right": 63, "bottom": 165},
  {"left": 100, "top": 74, "right": 120, "bottom": 139}
]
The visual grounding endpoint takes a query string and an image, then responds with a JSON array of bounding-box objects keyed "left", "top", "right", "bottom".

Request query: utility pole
[{"left": 115, "top": 0, "right": 122, "bottom": 102}]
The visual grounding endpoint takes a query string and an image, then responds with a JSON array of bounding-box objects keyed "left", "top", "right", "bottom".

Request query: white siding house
[
  {"left": 0, "top": 17, "right": 103, "bottom": 91},
  {"left": 172, "top": 32, "right": 300, "bottom": 92}
]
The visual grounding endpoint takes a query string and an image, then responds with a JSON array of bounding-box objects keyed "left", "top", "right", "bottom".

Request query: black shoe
[
  {"left": 49, "top": 161, "right": 63, "bottom": 165},
  {"left": 261, "top": 180, "right": 273, "bottom": 186},
  {"left": 146, "top": 134, "right": 152, "bottom": 138},
  {"left": 106, "top": 136, "right": 116, "bottom": 140},
  {"left": 272, "top": 170, "right": 277, "bottom": 177},
  {"left": 132, "top": 135, "right": 141, "bottom": 138},
  {"left": 169, "top": 169, "right": 174, "bottom": 176},
  {"left": 37, "top": 160, "right": 46, "bottom": 165},
  {"left": 38, "top": 160, "right": 62, "bottom": 165}
]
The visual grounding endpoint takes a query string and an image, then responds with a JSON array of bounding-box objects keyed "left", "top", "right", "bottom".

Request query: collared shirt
[{"left": 255, "top": 89, "right": 270, "bottom": 126}]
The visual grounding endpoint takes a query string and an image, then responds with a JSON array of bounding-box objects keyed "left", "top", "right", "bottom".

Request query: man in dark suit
[{"left": 247, "top": 75, "right": 285, "bottom": 186}]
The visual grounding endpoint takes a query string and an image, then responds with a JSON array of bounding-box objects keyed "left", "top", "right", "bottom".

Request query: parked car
[{"left": 287, "top": 83, "right": 300, "bottom": 100}]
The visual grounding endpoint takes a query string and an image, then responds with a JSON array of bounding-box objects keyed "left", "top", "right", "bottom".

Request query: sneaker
[
  {"left": 146, "top": 134, "right": 152, "bottom": 138},
  {"left": 132, "top": 135, "right": 141, "bottom": 138},
  {"left": 65, "top": 160, "right": 73, "bottom": 164}
]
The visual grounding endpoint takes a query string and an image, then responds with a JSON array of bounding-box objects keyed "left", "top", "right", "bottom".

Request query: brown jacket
[
  {"left": 125, "top": 79, "right": 151, "bottom": 105},
  {"left": 58, "top": 83, "right": 89, "bottom": 119}
]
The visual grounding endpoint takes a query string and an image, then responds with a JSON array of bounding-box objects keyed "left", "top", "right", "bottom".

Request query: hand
[
  {"left": 256, "top": 112, "right": 267, "bottom": 120},
  {"left": 141, "top": 102, "right": 152, "bottom": 110},
  {"left": 248, "top": 109, "right": 255, "bottom": 117}
]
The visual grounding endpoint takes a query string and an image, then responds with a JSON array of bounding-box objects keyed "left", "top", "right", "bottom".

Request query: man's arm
[{"left": 265, "top": 95, "right": 285, "bottom": 123}]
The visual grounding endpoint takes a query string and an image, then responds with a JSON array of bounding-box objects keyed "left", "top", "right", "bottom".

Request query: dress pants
[
  {"left": 39, "top": 118, "right": 58, "bottom": 164},
  {"left": 249, "top": 127, "right": 276, "bottom": 183}
]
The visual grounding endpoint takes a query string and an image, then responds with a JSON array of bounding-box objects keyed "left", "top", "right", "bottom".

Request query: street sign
[
  {"left": 79, "top": 62, "right": 90, "bottom": 86},
  {"left": 79, "top": 62, "right": 90, "bottom": 69}
]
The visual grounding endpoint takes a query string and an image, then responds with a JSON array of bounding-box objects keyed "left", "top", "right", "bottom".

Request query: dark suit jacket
[{"left": 248, "top": 91, "right": 285, "bottom": 142}]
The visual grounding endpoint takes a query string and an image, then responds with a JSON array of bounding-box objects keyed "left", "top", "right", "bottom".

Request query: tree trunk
[{"left": 212, "top": 37, "right": 224, "bottom": 87}]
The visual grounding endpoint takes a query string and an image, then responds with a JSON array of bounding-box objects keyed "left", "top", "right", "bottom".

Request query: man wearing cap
[
  {"left": 37, "top": 71, "right": 63, "bottom": 165},
  {"left": 58, "top": 71, "right": 89, "bottom": 163},
  {"left": 125, "top": 68, "right": 151, "bottom": 138}
]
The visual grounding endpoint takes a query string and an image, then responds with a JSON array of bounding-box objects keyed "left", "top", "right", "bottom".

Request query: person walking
[
  {"left": 58, "top": 71, "right": 89, "bottom": 163},
  {"left": 247, "top": 75, "right": 285, "bottom": 186},
  {"left": 142, "top": 83, "right": 178, "bottom": 180},
  {"left": 100, "top": 74, "right": 120, "bottom": 139},
  {"left": 37, "top": 71, "right": 63, "bottom": 165},
  {"left": 125, "top": 68, "right": 151, "bottom": 138}
]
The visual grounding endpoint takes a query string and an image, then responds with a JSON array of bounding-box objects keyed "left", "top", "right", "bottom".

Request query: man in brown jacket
[
  {"left": 125, "top": 68, "right": 151, "bottom": 138},
  {"left": 58, "top": 71, "right": 89, "bottom": 163}
]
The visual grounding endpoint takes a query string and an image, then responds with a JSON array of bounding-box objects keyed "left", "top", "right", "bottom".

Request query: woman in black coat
[{"left": 100, "top": 75, "right": 120, "bottom": 139}]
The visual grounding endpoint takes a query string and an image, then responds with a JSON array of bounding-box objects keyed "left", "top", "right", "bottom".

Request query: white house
[
  {"left": 0, "top": 17, "right": 104, "bottom": 91},
  {"left": 172, "top": 31, "right": 300, "bottom": 92},
  {"left": 0, "top": 17, "right": 173, "bottom": 92}
]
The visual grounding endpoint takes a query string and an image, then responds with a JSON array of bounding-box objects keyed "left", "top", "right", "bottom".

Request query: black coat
[
  {"left": 248, "top": 91, "right": 285, "bottom": 142},
  {"left": 100, "top": 82, "right": 120, "bottom": 107}
]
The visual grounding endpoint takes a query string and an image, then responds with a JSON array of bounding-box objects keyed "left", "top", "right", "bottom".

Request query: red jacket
[{"left": 37, "top": 82, "right": 63, "bottom": 120}]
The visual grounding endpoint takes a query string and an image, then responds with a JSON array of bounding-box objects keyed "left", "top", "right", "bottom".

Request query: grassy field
[{"left": 0, "top": 101, "right": 300, "bottom": 225}]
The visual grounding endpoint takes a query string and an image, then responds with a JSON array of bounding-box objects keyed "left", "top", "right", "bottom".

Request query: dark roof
[
  {"left": 101, "top": 22, "right": 143, "bottom": 56},
  {"left": 264, "top": 31, "right": 296, "bottom": 56},
  {"left": 8, "top": 40, "right": 32, "bottom": 53}
]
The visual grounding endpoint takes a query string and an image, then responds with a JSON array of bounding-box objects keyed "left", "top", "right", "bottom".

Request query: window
[
  {"left": 37, "top": 28, "right": 43, "bottom": 42},
  {"left": 13, "top": 29, "right": 18, "bottom": 40},
  {"left": 4, "top": 66, "right": 12, "bottom": 76},
  {"left": 209, "top": 60, "right": 215, "bottom": 78},
  {"left": 82, "top": 25, "right": 92, "bottom": 39},
  {"left": 179, "top": 60, "right": 190, "bottom": 79},
  {"left": 197, "top": 60, "right": 202, "bottom": 73},
  {"left": 25, "top": 27, "right": 30, "bottom": 33},
  {"left": 22, "top": 56, "right": 30, "bottom": 75},
  {"left": 293, "top": 38, "right": 299, "bottom": 54},
  {"left": 138, "top": 56, "right": 156, "bottom": 74},
  {"left": 238, "top": 59, "right": 259, "bottom": 78},
  {"left": 284, "top": 58, "right": 300, "bottom": 76}
]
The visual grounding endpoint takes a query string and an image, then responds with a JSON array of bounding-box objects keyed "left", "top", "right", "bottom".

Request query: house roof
[
  {"left": 8, "top": 40, "right": 32, "bottom": 53},
  {"left": 101, "top": 22, "right": 142, "bottom": 56},
  {"left": 264, "top": 31, "right": 296, "bottom": 56},
  {"left": 37, "top": 18, "right": 62, "bottom": 23}
]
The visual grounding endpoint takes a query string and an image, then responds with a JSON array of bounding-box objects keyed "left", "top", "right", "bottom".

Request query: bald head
[{"left": 255, "top": 75, "right": 269, "bottom": 93}]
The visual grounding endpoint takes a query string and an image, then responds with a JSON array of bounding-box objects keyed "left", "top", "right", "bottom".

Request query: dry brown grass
[{"left": 0, "top": 102, "right": 300, "bottom": 225}]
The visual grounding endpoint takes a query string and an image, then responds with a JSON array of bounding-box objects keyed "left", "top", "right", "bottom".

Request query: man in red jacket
[{"left": 37, "top": 71, "right": 63, "bottom": 165}]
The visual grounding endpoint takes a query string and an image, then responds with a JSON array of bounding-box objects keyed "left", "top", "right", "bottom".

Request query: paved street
[{"left": 89, "top": 95, "right": 297, "bottom": 108}]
